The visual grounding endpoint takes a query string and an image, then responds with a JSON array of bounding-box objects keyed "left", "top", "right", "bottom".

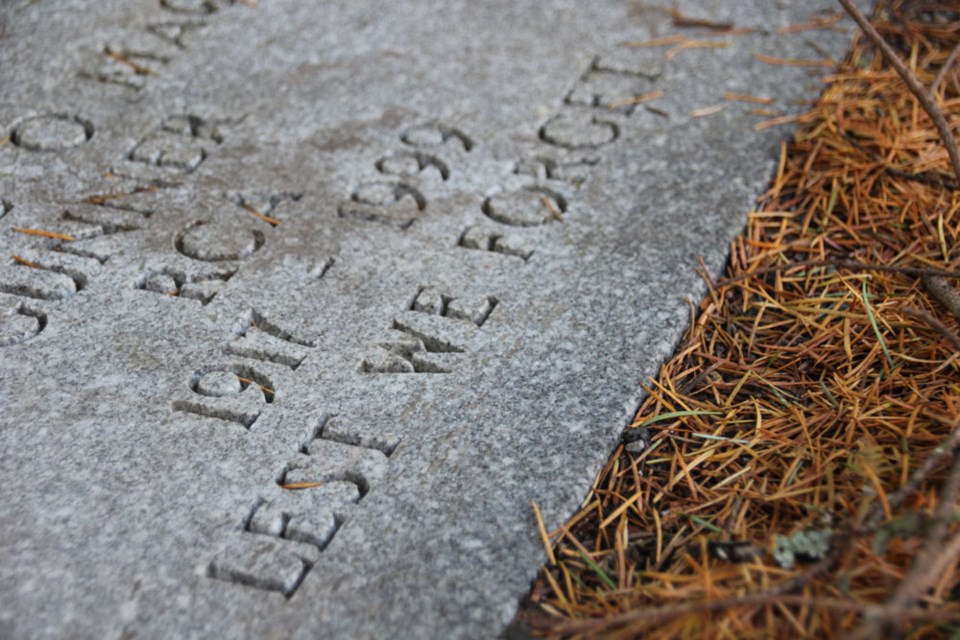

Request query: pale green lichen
[{"left": 772, "top": 529, "right": 833, "bottom": 569}]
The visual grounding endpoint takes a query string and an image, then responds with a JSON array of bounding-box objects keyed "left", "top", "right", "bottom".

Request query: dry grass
[{"left": 518, "top": 3, "right": 960, "bottom": 638}]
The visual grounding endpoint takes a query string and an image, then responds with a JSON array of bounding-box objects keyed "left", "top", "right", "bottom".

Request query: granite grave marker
[{"left": 0, "top": 1, "right": 859, "bottom": 637}]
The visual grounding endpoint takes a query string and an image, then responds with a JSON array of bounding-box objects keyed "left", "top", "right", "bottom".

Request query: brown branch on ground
[
  {"left": 666, "top": 8, "right": 734, "bottom": 32},
  {"left": 923, "top": 274, "right": 960, "bottom": 324},
  {"left": 720, "top": 258, "right": 960, "bottom": 286},
  {"left": 883, "top": 166, "right": 960, "bottom": 191},
  {"left": 550, "top": 593, "right": 960, "bottom": 638}
]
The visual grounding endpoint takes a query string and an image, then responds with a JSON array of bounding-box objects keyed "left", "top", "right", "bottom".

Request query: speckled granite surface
[{"left": 0, "top": 1, "right": 860, "bottom": 637}]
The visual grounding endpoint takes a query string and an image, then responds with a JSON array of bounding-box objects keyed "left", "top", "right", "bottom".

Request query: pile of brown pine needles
[{"left": 518, "top": 2, "right": 960, "bottom": 638}]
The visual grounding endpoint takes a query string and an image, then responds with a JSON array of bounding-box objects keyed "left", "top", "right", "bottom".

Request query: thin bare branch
[
  {"left": 838, "top": 0, "right": 960, "bottom": 184},
  {"left": 923, "top": 274, "right": 960, "bottom": 324},
  {"left": 552, "top": 592, "right": 960, "bottom": 637},
  {"left": 721, "top": 258, "right": 960, "bottom": 286}
]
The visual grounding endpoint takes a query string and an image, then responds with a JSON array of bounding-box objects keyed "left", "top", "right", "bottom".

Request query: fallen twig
[
  {"left": 883, "top": 166, "right": 960, "bottom": 191},
  {"left": 922, "top": 274, "right": 960, "bottom": 324},
  {"left": 720, "top": 258, "right": 960, "bottom": 286},
  {"left": 551, "top": 592, "right": 960, "bottom": 638},
  {"left": 838, "top": 0, "right": 960, "bottom": 184}
]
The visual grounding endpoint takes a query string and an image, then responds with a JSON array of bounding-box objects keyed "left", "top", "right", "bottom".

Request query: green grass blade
[
  {"left": 639, "top": 410, "right": 721, "bottom": 428},
  {"left": 686, "top": 514, "right": 722, "bottom": 533},
  {"left": 576, "top": 550, "right": 617, "bottom": 591},
  {"left": 862, "top": 280, "right": 895, "bottom": 370},
  {"left": 690, "top": 433, "right": 752, "bottom": 446}
]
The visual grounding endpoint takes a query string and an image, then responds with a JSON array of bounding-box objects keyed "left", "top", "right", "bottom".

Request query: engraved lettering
[
  {"left": 128, "top": 115, "right": 222, "bottom": 174},
  {"left": 225, "top": 309, "right": 315, "bottom": 370},
  {"left": 362, "top": 288, "right": 497, "bottom": 373},
  {"left": 514, "top": 155, "right": 601, "bottom": 187},
  {"left": 0, "top": 301, "right": 47, "bottom": 347},
  {"left": 135, "top": 265, "right": 235, "bottom": 304},
  {"left": 160, "top": 0, "right": 233, "bottom": 15},
  {"left": 0, "top": 252, "right": 92, "bottom": 301},
  {"left": 146, "top": 21, "right": 207, "bottom": 48},
  {"left": 11, "top": 114, "right": 94, "bottom": 151},
  {"left": 228, "top": 191, "right": 303, "bottom": 227},
  {"left": 174, "top": 220, "right": 266, "bottom": 262},
  {"left": 337, "top": 181, "right": 426, "bottom": 229},
  {"left": 375, "top": 151, "right": 450, "bottom": 181},
  {"left": 539, "top": 113, "right": 619, "bottom": 149},
  {"left": 208, "top": 528, "right": 318, "bottom": 597},
  {"left": 208, "top": 417, "right": 395, "bottom": 597},
  {"left": 566, "top": 67, "right": 650, "bottom": 113},
  {"left": 172, "top": 364, "right": 275, "bottom": 428},
  {"left": 458, "top": 226, "right": 533, "bottom": 261},
  {"left": 481, "top": 187, "right": 567, "bottom": 227},
  {"left": 595, "top": 46, "right": 664, "bottom": 79},
  {"left": 400, "top": 122, "right": 473, "bottom": 152}
]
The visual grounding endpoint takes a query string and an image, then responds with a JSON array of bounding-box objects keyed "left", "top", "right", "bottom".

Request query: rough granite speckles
[{"left": 0, "top": 1, "right": 862, "bottom": 638}]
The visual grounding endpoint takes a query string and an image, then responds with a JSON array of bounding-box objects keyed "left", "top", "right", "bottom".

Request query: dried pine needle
[
  {"left": 724, "top": 92, "right": 776, "bottom": 105},
  {"left": 280, "top": 482, "right": 323, "bottom": 490},
  {"left": 533, "top": 500, "right": 558, "bottom": 566},
  {"left": 690, "top": 104, "right": 728, "bottom": 117},
  {"left": 243, "top": 205, "right": 282, "bottom": 226},
  {"left": 666, "top": 40, "right": 731, "bottom": 61},
  {"left": 754, "top": 53, "right": 835, "bottom": 67},
  {"left": 540, "top": 196, "right": 563, "bottom": 221},
  {"left": 12, "top": 228, "right": 75, "bottom": 241},
  {"left": 623, "top": 35, "right": 687, "bottom": 49},
  {"left": 12, "top": 255, "right": 40, "bottom": 268},
  {"left": 778, "top": 14, "right": 844, "bottom": 34},
  {"left": 608, "top": 90, "right": 664, "bottom": 109},
  {"left": 83, "top": 185, "right": 158, "bottom": 205},
  {"left": 754, "top": 113, "right": 804, "bottom": 130},
  {"left": 236, "top": 377, "right": 274, "bottom": 395},
  {"left": 105, "top": 50, "right": 153, "bottom": 75}
]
